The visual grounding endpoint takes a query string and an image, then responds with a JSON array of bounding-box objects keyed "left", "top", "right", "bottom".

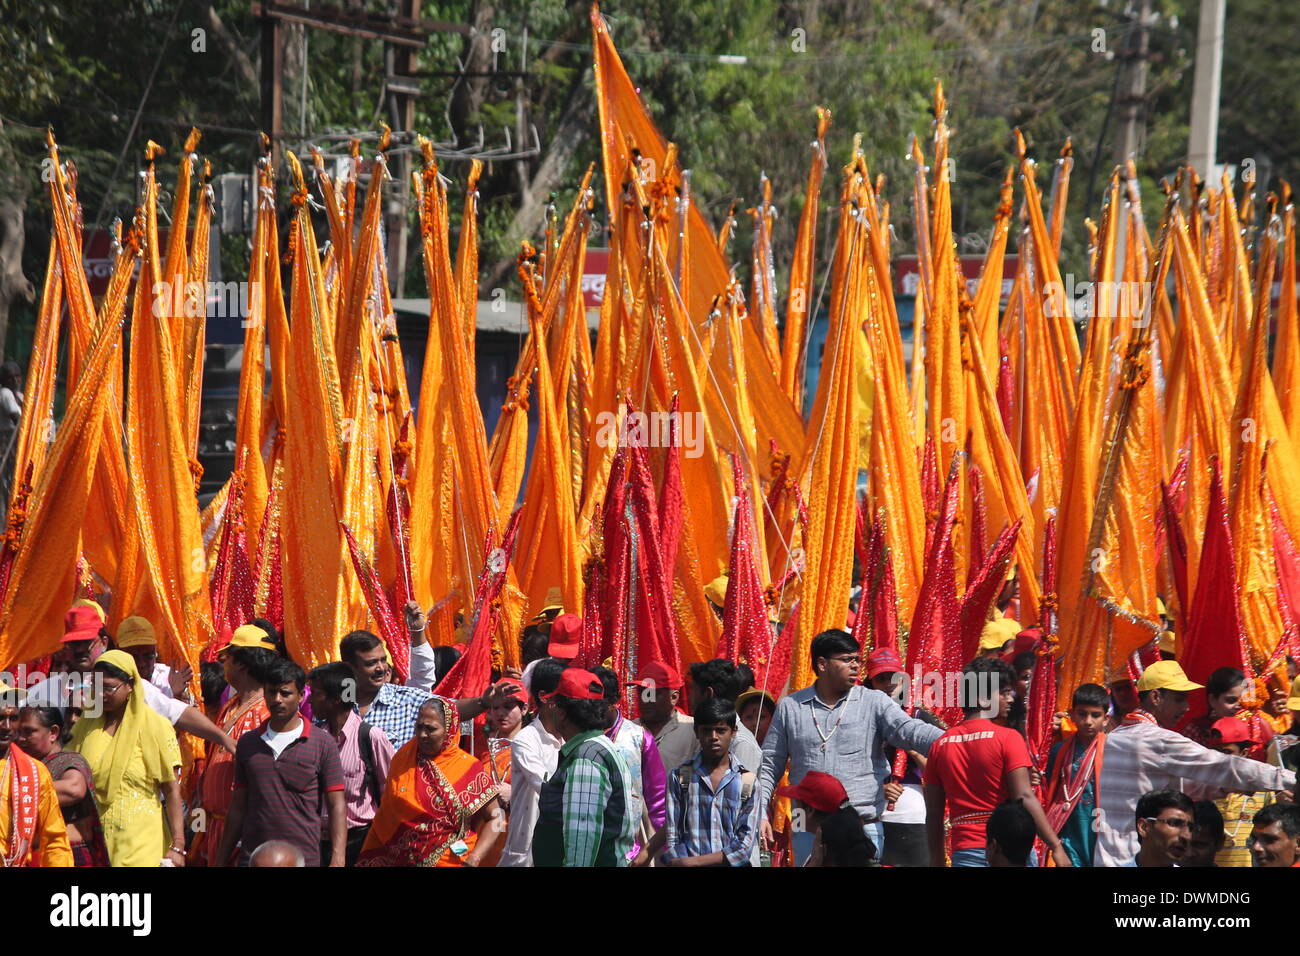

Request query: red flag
[
  {"left": 342, "top": 523, "right": 410, "bottom": 684},
  {"left": 716, "top": 456, "right": 772, "bottom": 672},
  {"left": 438, "top": 509, "right": 523, "bottom": 700},
  {"left": 1180, "top": 461, "right": 1251, "bottom": 686}
]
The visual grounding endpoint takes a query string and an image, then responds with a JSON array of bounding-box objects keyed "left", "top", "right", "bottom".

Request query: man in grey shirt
[{"left": 758, "top": 630, "right": 943, "bottom": 861}]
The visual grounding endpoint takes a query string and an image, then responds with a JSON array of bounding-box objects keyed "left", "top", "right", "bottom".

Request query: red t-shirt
[{"left": 924, "top": 719, "right": 1032, "bottom": 850}]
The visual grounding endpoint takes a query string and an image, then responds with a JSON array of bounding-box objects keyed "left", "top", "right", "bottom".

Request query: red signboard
[
  {"left": 582, "top": 248, "right": 610, "bottom": 308},
  {"left": 893, "top": 254, "right": 1018, "bottom": 300},
  {"left": 81, "top": 228, "right": 168, "bottom": 298}
]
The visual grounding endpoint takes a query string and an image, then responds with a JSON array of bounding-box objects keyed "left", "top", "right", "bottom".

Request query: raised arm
[
  {"left": 876, "top": 694, "right": 945, "bottom": 755},
  {"left": 404, "top": 601, "right": 438, "bottom": 691},
  {"left": 1161, "top": 731, "right": 1296, "bottom": 798},
  {"left": 175, "top": 705, "right": 237, "bottom": 755}
]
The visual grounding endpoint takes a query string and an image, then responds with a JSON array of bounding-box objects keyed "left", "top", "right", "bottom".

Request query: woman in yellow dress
[{"left": 69, "top": 650, "right": 185, "bottom": 866}]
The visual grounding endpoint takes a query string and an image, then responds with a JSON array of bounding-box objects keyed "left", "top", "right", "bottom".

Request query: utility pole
[
  {"left": 252, "top": 0, "right": 470, "bottom": 291},
  {"left": 387, "top": 0, "right": 421, "bottom": 299},
  {"left": 260, "top": 11, "right": 284, "bottom": 170},
  {"left": 1114, "top": 0, "right": 1153, "bottom": 174},
  {"left": 1187, "top": 0, "right": 1226, "bottom": 177}
]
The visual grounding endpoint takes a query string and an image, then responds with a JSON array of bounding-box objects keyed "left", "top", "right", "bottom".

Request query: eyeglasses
[
  {"left": 1144, "top": 816, "right": 1190, "bottom": 831},
  {"left": 827, "top": 655, "right": 860, "bottom": 666}
]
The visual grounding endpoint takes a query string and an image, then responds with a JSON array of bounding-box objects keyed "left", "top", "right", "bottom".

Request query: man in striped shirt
[
  {"left": 662, "top": 698, "right": 761, "bottom": 867},
  {"left": 533, "top": 668, "right": 637, "bottom": 867}
]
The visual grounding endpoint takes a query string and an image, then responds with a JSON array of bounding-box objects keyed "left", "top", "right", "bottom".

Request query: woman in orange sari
[
  {"left": 357, "top": 696, "right": 503, "bottom": 867},
  {"left": 191, "top": 627, "right": 277, "bottom": 866}
]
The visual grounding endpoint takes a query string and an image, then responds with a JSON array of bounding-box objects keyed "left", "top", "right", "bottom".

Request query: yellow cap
[
  {"left": 0, "top": 680, "right": 26, "bottom": 706},
  {"left": 979, "top": 617, "right": 1019, "bottom": 651},
  {"left": 1158, "top": 630, "right": 1176, "bottom": 655},
  {"left": 1136, "top": 660, "right": 1203, "bottom": 693},
  {"left": 218, "top": 624, "right": 277, "bottom": 655},
  {"left": 704, "top": 574, "right": 729, "bottom": 607},
  {"left": 1156, "top": 596, "right": 1169, "bottom": 618},
  {"left": 116, "top": 616, "right": 157, "bottom": 648},
  {"left": 1287, "top": 676, "right": 1300, "bottom": 713}
]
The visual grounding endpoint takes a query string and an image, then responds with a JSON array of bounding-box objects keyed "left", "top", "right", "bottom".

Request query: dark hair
[
  {"left": 960, "top": 657, "right": 1016, "bottom": 712},
  {"left": 689, "top": 659, "right": 745, "bottom": 703},
  {"left": 229, "top": 645, "right": 279, "bottom": 685},
  {"left": 308, "top": 661, "right": 355, "bottom": 701},
  {"left": 809, "top": 630, "right": 859, "bottom": 670},
  {"left": 554, "top": 695, "right": 610, "bottom": 732},
  {"left": 592, "top": 666, "right": 621, "bottom": 705},
  {"left": 1206, "top": 667, "right": 1246, "bottom": 699},
  {"left": 339, "top": 630, "right": 383, "bottom": 666},
  {"left": 694, "top": 698, "right": 737, "bottom": 729},
  {"left": 249, "top": 617, "right": 286, "bottom": 658},
  {"left": 1012, "top": 651, "right": 1036, "bottom": 675},
  {"left": 264, "top": 658, "right": 306, "bottom": 692},
  {"left": 1191, "top": 800, "right": 1225, "bottom": 847},
  {"left": 19, "top": 706, "right": 69, "bottom": 744},
  {"left": 1254, "top": 802, "right": 1300, "bottom": 839},
  {"left": 1134, "top": 788, "right": 1194, "bottom": 828},
  {"left": 520, "top": 630, "right": 550, "bottom": 668},
  {"left": 431, "top": 646, "right": 462, "bottom": 689},
  {"left": 735, "top": 664, "right": 755, "bottom": 692},
  {"left": 987, "top": 799, "right": 1035, "bottom": 863},
  {"left": 1072, "top": 683, "right": 1109, "bottom": 710},
  {"left": 819, "top": 806, "right": 875, "bottom": 867},
  {"left": 530, "top": 658, "right": 567, "bottom": 702},
  {"left": 93, "top": 660, "right": 133, "bottom": 684},
  {"left": 200, "top": 661, "right": 227, "bottom": 708}
]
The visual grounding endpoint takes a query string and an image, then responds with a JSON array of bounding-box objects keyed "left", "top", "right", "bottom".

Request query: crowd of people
[{"left": 3, "top": 594, "right": 1300, "bottom": 869}]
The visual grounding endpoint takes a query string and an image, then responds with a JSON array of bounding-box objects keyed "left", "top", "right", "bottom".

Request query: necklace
[{"left": 811, "top": 696, "right": 849, "bottom": 753}]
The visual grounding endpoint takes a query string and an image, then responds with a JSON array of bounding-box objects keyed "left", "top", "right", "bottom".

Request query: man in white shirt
[
  {"left": 498, "top": 658, "right": 565, "bottom": 867},
  {"left": 1095, "top": 660, "right": 1295, "bottom": 866}
]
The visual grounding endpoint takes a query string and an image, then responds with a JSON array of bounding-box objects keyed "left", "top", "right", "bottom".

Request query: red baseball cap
[
  {"left": 1211, "top": 717, "right": 1251, "bottom": 745},
  {"left": 62, "top": 604, "right": 104, "bottom": 644},
  {"left": 542, "top": 667, "right": 605, "bottom": 701},
  {"left": 777, "top": 771, "right": 850, "bottom": 814},
  {"left": 1002, "top": 628, "right": 1042, "bottom": 664},
  {"left": 866, "top": 647, "right": 904, "bottom": 679},
  {"left": 627, "top": 660, "right": 682, "bottom": 691},
  {"left": 547, "top": 613, "right": 582, "bottom": 660}
]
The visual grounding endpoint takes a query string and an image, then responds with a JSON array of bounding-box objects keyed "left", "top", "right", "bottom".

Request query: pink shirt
[{"left": 322, "top": 710, "right": 396, "bottom": 829}]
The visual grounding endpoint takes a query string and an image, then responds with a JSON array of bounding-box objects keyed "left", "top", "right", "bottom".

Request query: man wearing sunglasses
[{"left": 1124, "top": 789, "right": 1194, "bottom": 867}]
